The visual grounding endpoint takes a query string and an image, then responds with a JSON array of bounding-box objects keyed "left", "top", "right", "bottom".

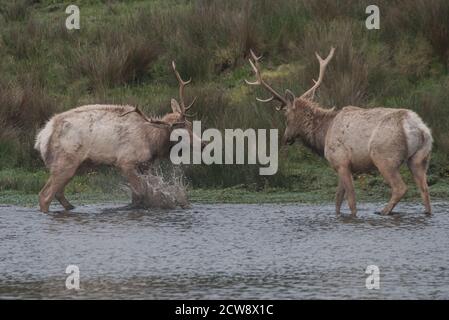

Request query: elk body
[
  {"left": 35, "top": 62, "right": 201, "bottom": 213},
  {"left": 246, "top": 48, "right": 433, "bottom": 216}
]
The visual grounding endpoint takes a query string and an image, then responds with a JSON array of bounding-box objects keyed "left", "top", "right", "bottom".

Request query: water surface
[{"left": 0, "top": 202, "right": 448, "bottom": 299}]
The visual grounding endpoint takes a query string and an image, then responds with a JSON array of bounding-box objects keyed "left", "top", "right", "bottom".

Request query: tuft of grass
[
  {"left": 0, "top": 0, "right": 30, "bottom": 22},
  {"left": 0, "top": 78, "right": 59, "bottom": 168},
  {"left": 72, "top": 37, "right": 160, "bottom": 91}
]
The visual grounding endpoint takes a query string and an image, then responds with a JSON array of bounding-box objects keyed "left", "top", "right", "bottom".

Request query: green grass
[
  {"left": 0, "top": 0, "right": 449, "bottom": 197},
  {"left": 1, "top": 166, "right": 448, "bottom": 207}
]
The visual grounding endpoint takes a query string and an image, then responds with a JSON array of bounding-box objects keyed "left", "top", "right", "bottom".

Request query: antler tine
[
  {"left": 300, "top": 47, "right": 335, "bottom": 100},
  {"left": 120, "top": 106, "right": 177, "bottom": 128},
  {"left": 245, "top": 51, "right": 288, "bottom": 108},
  {"left": 172, "top": 61, "right": 196, "bottom": 114},
  {"left": 250, "top": 49, "right": 262, "bottom": 63},
  {"left": 120, "top": 106, "right": 151, "bottom": 121},
  {"left": 256, "top": 96, "right": 274, "bottom": 103},
  {"left": 184, "top": 96, "right": 197, "bottom": 112},
  {"left": 171, "top": 61, "right": 191, "bottom": 85},
  {"left": 244, "top": 59, "right": 261, "bottom": 85}
]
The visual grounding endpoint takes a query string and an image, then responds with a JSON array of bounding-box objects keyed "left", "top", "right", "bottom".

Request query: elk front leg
[
  {"left": 335, "top": 178, "right": 346, "bottom": 215},
  {"left": 120, "top": 164, "right": 145, "bottom": 208},
  {"left": 337, "top": 166, "right": 357, "bottom": 216}
]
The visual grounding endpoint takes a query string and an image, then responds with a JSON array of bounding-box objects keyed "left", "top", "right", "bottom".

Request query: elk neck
[
  {"left": 294, "top": 98, "right": 339, "bottom": 156},
  {"left": 145, "top": 123, "right": 172, "bottom": 159}
]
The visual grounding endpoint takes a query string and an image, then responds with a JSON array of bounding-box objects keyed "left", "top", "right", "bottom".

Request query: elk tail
[
  {"left": 404, "top": 111, "right": 433, "bottom": 160},
  {"left": 34, "top": 118, "right": 55, "bottom": 165}
]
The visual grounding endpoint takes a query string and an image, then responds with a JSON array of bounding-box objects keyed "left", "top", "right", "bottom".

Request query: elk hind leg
[
  {"left": 376, "top": 163, "right": 408, "bottom": 215},
  {"left": 55, "top": 190, "right": 75, "bottom": 211},
  {"left": 408, "top": 153, "right": 431, "bottom": 214},
  {"left": 39, "top": 164, "right": 78, "bottom": 213},
  {"left": 39, "top": 178, "right": 53, "bottom": 213},
  {"left": 335, "top": 178, "right": 346, "bottom": 215}
]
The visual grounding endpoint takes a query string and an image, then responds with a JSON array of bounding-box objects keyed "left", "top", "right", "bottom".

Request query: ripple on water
[{"left": 0, "top": 201, "right": 448, "bottom": 299}]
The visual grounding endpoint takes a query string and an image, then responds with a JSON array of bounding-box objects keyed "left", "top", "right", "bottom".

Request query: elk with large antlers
[
  {"left": 246, "top": 48, "right": 433, "bottom": 216},
  {"left": 34, "top": 61, "right": 203, "bottom": 213}
]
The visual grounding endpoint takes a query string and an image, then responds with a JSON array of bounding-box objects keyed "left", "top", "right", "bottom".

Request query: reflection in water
[{"left": 0, "top": 202, "right": 448, "bottom": 299}]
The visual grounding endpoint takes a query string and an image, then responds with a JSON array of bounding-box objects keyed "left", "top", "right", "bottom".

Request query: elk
[
  {"left": 34, "top": 61, "right": 202, "bottom": 213},
  {"left": 246, "top": 48, "right": 433, "bottom": 216}
]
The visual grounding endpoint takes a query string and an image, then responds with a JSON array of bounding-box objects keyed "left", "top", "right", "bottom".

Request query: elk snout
[
  {"left": 283, "top": 137, "right": 295, "bottom": 145},
  {"left": 282, "top": 133, "right": 295, "bottom": 146}
]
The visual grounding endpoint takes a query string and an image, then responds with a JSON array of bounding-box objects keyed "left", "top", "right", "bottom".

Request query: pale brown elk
[
  {"left": 246, "top": 48, "right": 433, "bottom": 216},
  {"left": 35, "top": 61, "right": 202, "bottom": 213}
]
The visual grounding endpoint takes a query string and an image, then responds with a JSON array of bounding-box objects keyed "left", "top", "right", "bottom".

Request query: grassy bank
[
  {"left": 1, "top": 0, "right": 449, "bottom": 200},
  {"left": 2, "top": 165, "right": 449, "bottom": 207}
]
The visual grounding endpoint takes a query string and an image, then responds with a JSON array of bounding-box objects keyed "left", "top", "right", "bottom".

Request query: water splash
[{"left": 137, "top": 166, "right": 190, "bottom": 209}]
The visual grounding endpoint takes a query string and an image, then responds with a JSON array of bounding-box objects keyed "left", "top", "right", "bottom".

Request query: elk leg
[
  {"left": 120, "top": 165, "right": 145, "bottom": 207},
  {"left": 408, "top": 155, "right": 431, "bottom": 215},
  {"left": 335, "top": 178, "right": 346, "bottom": 215},
  {"left": 55, "top": 191, "right": 75, "bottom": 211},
  {"left": 39, "top": 165, "right": 78, "bottom": 213},
  {"left": 39, "top": 178, "right": 53, "bottom": 213},
  {"left": 337, "top": 166, "right": 357, "bottom": 216},
  {"left": 377, "top": 165, "right": 407, "bottom": 215}
]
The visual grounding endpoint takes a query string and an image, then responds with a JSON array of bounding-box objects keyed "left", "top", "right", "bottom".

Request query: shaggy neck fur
[
  {"left": 145, "top": 116, "right": 173, "bottom": 159},
  {"left": 143, "top": 114, "right": 174, "bottom": 160},
  {"left": 293, "top": 98, "right": 339, "bottom": 156}
]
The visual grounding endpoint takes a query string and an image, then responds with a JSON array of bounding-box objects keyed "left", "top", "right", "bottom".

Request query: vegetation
[{"left": 0, "top": 0, "right": 448, "bottom": 204}]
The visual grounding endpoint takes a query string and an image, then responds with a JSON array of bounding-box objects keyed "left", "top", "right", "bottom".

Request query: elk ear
[
  {"left": 285, "top": 89, "right": 296, "bottom": 108},
  {"left": 285, "top": 89, "right": 296, "bottom": 104},
  {"left": 171, "top": 99, "right": 182, "bottom": 114}
]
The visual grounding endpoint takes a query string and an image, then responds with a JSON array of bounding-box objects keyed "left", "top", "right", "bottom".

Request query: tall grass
[{"left": 0, "top": 0, "right": 448, "bottom": 189}]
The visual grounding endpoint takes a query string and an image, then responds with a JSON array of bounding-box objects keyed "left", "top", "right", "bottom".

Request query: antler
[
  {"left": 245, "top": 50, "right": 288, "bottom": 110},
  {"left": 119, "top": 106, "right": 182, "bottom": 128},
  {"left": 300, "top": 47, "right": 335, "bottom": 100},
  {"left": 172, "top": 61, "right": 197, "bottom": 115},
  {"left": 120, "top": 106, "right": 151, "bottom": 121}
]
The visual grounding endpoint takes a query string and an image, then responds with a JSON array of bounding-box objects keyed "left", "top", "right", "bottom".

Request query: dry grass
[
  {"left": 73, "top": 36, "right": 159, "bottom": 91},
  {"left": 384, "top": 0, "right": 449, "bottom": 68},
  {"left": 0, "top": 78, "right": 58, "bottom": 168}
]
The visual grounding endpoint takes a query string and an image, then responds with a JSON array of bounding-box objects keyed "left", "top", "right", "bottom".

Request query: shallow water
[{"left": 0, "top": 201, "right": 448, "bottom": 299}]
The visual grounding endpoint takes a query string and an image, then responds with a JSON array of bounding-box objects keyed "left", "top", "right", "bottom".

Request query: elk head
[
  {"left": 245, "top": 47, "right": 335, "bottom": 145},
  {"left": 121, "top": 61, "right": 204, "bottom": 149}
]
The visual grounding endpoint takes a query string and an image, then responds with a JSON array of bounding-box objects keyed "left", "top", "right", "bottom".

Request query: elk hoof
[
  {"left": 64, "top": 204, "right": 75, "bottom": 211},
  {"left": 374, "top": 210, "right": 391, "bottom": 216}
]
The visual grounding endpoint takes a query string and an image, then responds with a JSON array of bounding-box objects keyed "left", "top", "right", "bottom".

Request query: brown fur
[
  {"left": 283, "top": 98, "right": 433, "bottom": 216},
  {"left": 245, "top": 47, "right": 432, "bottom": 216},
  {"left": 283, "top": 99, "right": 338, "bottom": 156},
  {"left": 35, "top": 104, "right": 197, "bottom": 213}
]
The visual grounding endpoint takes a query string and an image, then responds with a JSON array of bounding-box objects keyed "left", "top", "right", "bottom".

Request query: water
[{"left": 0, "top": 201, "right": 448, "bottom": 299}]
